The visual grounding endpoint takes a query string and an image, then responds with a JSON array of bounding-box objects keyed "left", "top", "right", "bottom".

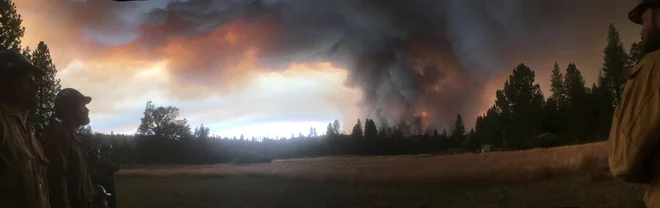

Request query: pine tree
[
  {"left": 593, "top": 71, "right": 615, "bottom": 138},
  {"left": 308, "top": 127, "right": 317, "bottom": 137},
  {"left": 194, "top": 124, "right": 210, "bottom": 139},
  {"left": 332, "top": 119, "right": 341, "bottom": 135},
  {"left": 29, "top": 42, "right": 61, "bottom": 132},
  {"left": 629, "top": 40, "right": 645, "bottom": 66},
  {"left": 602, "top": 23, "right": 628, "bottom": 105},
  {"left": 21, "top": 46, "right": 32, "bottom": 61},
  {"left": 499, "top": 63, "right": 545, "bottom": 149},
  {"left": 0, "top": 0, "right": 25, "bottom": 51},
  {"left": 563, "top": 63, "right": 588, "bottom": 142},
  {"left": 549, "top": 62, "right": 565, "bottom": 107},
  {"left": 351, "top": 119, "right": 363, "bottom": 138},
  {"left": 564, "top": 63, "right": 587, "bottom": 105},
  {"left": 463, "top": 129, "right": 479, "bottom": 151},
  {"left": 451, "top": 114, "right": 466, "bottom": 148},
  {"left": 364, "top": 119, "right": 378, "bottom": 139},
  {"left": 326, "top": 123, "right": 335, "bottom": 137}
]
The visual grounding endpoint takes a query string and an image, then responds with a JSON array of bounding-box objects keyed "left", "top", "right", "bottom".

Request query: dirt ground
[
  {"left": 115, "top": 175, "right": 645, "bottom": 208},
  {"left": 114, "top": 142, "right": 648, "bottom": 208}
]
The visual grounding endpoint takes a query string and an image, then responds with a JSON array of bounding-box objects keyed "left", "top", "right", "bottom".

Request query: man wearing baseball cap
[
  {"left": 610, "top": 1, "right": 660, "bottom": 207},
  {"left": 0, "top": 50, "right": 50, "bottom": 208},
  {"left": 42, "top": 88, "right": 94, "bottom": 208}
]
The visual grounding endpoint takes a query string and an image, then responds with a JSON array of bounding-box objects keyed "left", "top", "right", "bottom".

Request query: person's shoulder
[
  {"left": 641, "top": 50, "right": 660, "bottom": 67},
  {"left": 43, "top": 123, "right": 71, "bottom": 144},
  {"left": 627, "top": 51, "right": 660, "bottom": 79}
]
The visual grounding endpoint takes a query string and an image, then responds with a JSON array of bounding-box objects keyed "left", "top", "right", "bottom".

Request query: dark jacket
[
  {"left": 0, "top": 103, "right": 50, "bottom": 208},
  {"left": 43, "top": 123, "right": 93, "bottom": 208}
]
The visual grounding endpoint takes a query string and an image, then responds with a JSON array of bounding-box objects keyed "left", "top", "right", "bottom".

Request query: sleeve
[
  {"left": 0, "top": 121, "right": 9, "bottom": 187},
  {"left": 609, "top": 60, "right": 660, "bottom": 184},
  {"left": 42, "top": 127, "right": 71, "bottom": 208},
  {"left": 0, "top": 121, "right": 19, "bottom": 208}
]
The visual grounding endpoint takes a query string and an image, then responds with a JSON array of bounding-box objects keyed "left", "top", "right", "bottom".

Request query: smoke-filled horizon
[{"left": 15, "top": 0, "right": 641, "bottom": 136}]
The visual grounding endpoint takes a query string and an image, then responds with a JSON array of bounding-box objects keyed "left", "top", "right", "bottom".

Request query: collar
[
  {"left": 0, "top": 102, "right": 29, "bottom": 130},
  {"left": 55, "top": 122, "right": 82, "bottom": 143}
]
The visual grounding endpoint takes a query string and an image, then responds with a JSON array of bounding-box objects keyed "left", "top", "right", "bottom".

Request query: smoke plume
[{"left": 19, "top": 0, "right": 640, "bottom": 131}]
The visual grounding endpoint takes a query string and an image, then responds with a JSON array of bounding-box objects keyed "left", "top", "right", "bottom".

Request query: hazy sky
[{"left": 14, "top": 0, "right": 641, "bottom": 138}]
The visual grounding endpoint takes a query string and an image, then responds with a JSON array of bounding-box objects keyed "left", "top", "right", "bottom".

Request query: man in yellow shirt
[{"left": 611, "top": 1, "right": 660, "bottom": 207}]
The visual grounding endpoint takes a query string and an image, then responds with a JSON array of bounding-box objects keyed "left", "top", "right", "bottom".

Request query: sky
[{"left": 14, "top": 0, "right": 642, "bottom": 138}]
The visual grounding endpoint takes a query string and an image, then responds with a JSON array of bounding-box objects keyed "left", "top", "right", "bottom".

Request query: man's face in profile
[
  {"left": 4, "top": 70, "right": 39, "bottom": 108},
  {"left": 75, "top": 101, "right": 90, "bottom": 126},
  {"left": 641, "top": 7, "right": 660, "bottom": 53}
]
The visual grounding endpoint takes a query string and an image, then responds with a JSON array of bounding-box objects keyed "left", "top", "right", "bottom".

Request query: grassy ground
[{"left": 115, "top": 142, "right": 649, "bottom": 208}]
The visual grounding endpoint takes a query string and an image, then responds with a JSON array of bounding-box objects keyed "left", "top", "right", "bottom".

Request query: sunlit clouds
[
  {"left": 13, "top": 0, "right": 367, "bottom": 137},
  {"left": 55, "top": 50, "right": 361, "bottom": 136}
]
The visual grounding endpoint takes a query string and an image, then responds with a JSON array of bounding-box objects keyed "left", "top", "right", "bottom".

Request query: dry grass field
[{"left": 115, "top": 142, "right": 648, "bottom": 208}]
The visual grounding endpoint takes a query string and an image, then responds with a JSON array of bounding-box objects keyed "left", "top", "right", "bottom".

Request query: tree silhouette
[
  {"left": 332, "top": 119, "right": 341, "bottom": 135},
  {"left": 326, "top": 123, "right": 335, "bottom": 136},
  {"left": 629, "top": 40, "right": 645, "bottom": 66},
  {"left": 21, "top": 46, "right": 31, "bottom": 60},
  {"left": 351, "top": 119, "right": 363, "bottom": 138},
  {"left": 136, "top": 101, "right": 191, "bottom": 140},
  {"left": 549, "top": 62, "right": 565, "bottom": 107},
  {"left": 602, "top": 23, "right": 628, "bottom": 105},
  {"left": 564, "top": 63, "right": 587, "bottom": 105},
  {"left": 589, "top": 72, "right": 616, "bottom": 140},
  {"left": 194, "top": 124, "right": 210, "bottom": 140},
  {"left": 364, "top": 119, "right": 378, "bottom": 139},
  {"left": 0, "top": 0, "right": 25, "bottom": 51},
  {"left": 463, "top": 129, "right": 479, "bottom": 150},
  {"left": 498, "top": 63, "right": 545, "bottom": 149},
  {"left": 451, "top": 114, "right": 466, "bottom": 148},
  {"left": 563, "top": 63, "right": 588, "bottom": 141},
  {"left": 29, "top": 42, "right": 61, "bottom": 132},
  {"left": 377, "top": 121, "right": 388, "bottom": 138},
  {"left": 308, "top": 127, "right": 317, "bottom": 137}
]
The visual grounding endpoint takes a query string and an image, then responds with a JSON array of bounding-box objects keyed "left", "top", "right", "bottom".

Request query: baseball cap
[
  {"left": 629, "top": 0, "right": 660, "bottom": 25},
  {"left": 0, "top": 50, "right": 46, "bottom": 77},
  {"left": 55, "top": 88, "right": 92, "bottom": 107}
]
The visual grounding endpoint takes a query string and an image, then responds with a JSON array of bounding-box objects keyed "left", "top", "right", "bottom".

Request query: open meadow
[{"left": 115, "top": 142, "right": 647, "bottom": 208}]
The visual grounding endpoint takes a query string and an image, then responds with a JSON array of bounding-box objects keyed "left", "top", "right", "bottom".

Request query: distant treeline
[{"left": 72, "top": 24, "right": 638, "bottom": 165}]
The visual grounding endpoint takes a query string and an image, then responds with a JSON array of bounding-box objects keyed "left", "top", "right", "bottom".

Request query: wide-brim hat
[
  {"left": 629, "top": 0, "right": 660, "bottom": 24},
  {"left": 0, "top": 51, "right": 46, "bottom": 77}
]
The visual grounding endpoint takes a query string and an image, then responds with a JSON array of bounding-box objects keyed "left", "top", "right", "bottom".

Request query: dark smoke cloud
[{"left": 37, "top": 0, "right": 639, "bottom": 130}]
